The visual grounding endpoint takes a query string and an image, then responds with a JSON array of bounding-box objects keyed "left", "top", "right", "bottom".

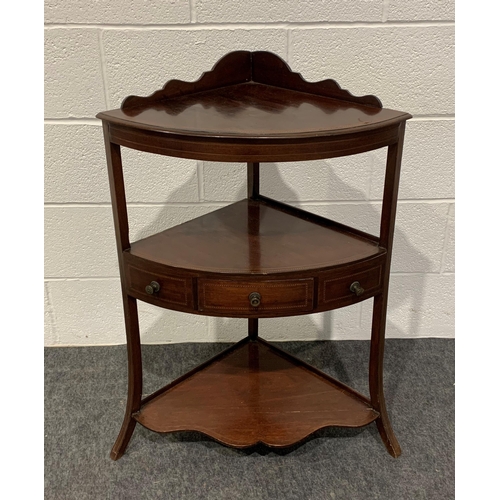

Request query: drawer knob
[
  {"left": 350, "top": 281, "right": 364, "bottom": 297},
  {"left": 145, "top": 281, "right": 160, "bottom": 295},
  {"left": 249, "top": 292, "right": 261, "bottom": 307}
]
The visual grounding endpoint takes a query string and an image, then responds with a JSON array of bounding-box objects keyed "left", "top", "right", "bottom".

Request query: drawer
[
  {"left": 198, "top": 278, "right": 314, "bottom": 315},
  {"left": 126, "top": 265, "right": 193, "bottom": 309},
  {"left": 319, "top": 265, "right": 382, "bottom": 307}
]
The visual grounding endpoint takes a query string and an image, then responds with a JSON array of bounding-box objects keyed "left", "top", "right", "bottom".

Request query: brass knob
[
  {"left": 249, "top": 292, "right": 261, "bottom": 307},
  {"left": 145, "top": 281, "right": 160, "bottom": 295},
  {"left": 350, "top": 281, "right": 364, "bottom": 297}
]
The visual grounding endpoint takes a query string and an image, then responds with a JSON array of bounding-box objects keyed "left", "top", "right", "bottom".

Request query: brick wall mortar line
[
  {"left": 411, "top": 115, "right": 455, "bottom": 120},
  {"left": 286, "top": 28, "right": 291, "bottom": 63},
  {"left": 45, "top": 277, "right": 120, "bottom": 282},
  {"left": 439, "top": 203, "right": 454, "bottom": 273},
  {"left": 382, "top": 0, "right": 390, "bottom": 23},
  {"left": 48, "top": 342, "right": 125, "bottom": 347},
  {"left": 44, "top": 202, "right": 225, "bottom": 208},
  {"left": 97, "top": 30, "right": 110, "bottom": 109},
  {"left": 44, "top": 118, "right": 102, "bottom": 125},
  {"left": 189, "top": 0, "right": 197, "bottom": 24},
  {"left": 43, "top": 199, "right": 455, "bottom": 208},
  {"left": 44, "top": 21, "right": 455, "bottom": 30},
  {"left": 292, "top": 199, "right": 454, "bottom": 205}
]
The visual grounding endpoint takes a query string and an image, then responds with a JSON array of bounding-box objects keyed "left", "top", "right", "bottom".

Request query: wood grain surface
[
  {"left": 128, "top": 199, "right": 383, "bottom": 274},
  {"left": 134, "top": 338, "right": 379, "bottom": 447}
]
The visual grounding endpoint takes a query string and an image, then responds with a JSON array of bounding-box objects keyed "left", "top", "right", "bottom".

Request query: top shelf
[{"left": 97, "top": 51, "right": 411, "bottom": 142}]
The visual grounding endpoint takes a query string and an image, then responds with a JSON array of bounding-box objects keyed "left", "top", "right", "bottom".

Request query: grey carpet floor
[{"left": 45, "top": 339, "right": 454, "bottom": 500}]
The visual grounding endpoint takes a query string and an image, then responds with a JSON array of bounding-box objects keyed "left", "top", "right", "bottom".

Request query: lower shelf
[{"left": 133, "top": 337, "right": 379, "bottom": 447}]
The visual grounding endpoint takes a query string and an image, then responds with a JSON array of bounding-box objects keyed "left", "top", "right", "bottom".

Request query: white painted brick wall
[
  {"left": 44, "top": 29, "right": 105, "bottom": 118},
  {"left": 386, "top": 1, "right": 455, "bottom": 22},
  {"left": 44, "top": 1, "right": 455, "bottom": 346},
  {"left": 102, "top": 29, "right": 288, "bottom": 108},
  {"left": 290, "top": 26, "right": 455, "bottom": 115},
  {"left": 371, "top": 119, "right": 455, "bottom": 200},
  {"left": 194, "top": 1, "right": 384, "bottom": 23},
  {"left": 443, "top": 204, "right": 455, "bottom": 273},
  {"left": 45, "top": 0, "right": 191, "bottom": 25}
]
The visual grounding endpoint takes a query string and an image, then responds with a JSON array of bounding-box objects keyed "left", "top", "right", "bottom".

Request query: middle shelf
[{"left": 123, "top": 197, "right": 386, "bottom": 317}]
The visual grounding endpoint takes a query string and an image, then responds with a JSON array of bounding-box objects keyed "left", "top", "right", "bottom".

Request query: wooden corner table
[{"left": 97, "top": 51, "right": 412, "bottom": 460}]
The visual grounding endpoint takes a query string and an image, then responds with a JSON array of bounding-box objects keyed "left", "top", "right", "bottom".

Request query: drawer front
[
  {"left": 127, "top": 265, "right": 193, "bottom": 309},
  {"left": 319, "top": 265, "right": 382, "bottom": 306},
  {"left": 198, "top": 278, "right": 314, "bottom": 315}
]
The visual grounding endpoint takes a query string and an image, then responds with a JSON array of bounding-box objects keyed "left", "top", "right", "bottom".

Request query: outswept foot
[
  {"left": 110, "top": 415, "right": 137, "bottom": 461},
  {"left": 375, "top": 408, "right": 401, "bottom": 458}
]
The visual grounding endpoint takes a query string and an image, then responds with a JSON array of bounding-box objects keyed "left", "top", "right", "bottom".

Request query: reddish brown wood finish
[
  {"left": 198, "top": 278, "right": 314, "bottom": 315},
  {"left": 369, "top": 122, "right": 407, "bottom": 458},
  {"left": 97, "top": 51, "right": 412, "bottom": 460},
  {"left": 250, "top": 51, "right": 383, "bottom": 108},
  {"left": 247, "top": 162, "right": 260, "bottom": 200},
  {"left": 127, "top": 264, "right": 194, "bottom": 309},
  {"left": 127, "top": 199, "right": 383, "bottom": 275},
  {"left": 97, "top": 52, "right": 410, "bottom": 164},
  {"left": 247, "top": 162, "right": 260, "bottom": 340},
  {"left": 107, "top": 121, "right": 403, "bottom": 163},
  {"left": 121, "top": 199, "right": 386, "bottom": 318},
  {"left": 124, "top": 252, "right": 385, "bottom": 319},
  {"left": 318, "top": 260, "right": 383, "bottom": 309},
  {"left": 119, "top": 51, "right": 382, "bottom": 111},
  {"left": 102, "top": 124, "right": 143, "bottom": 461},
  {"left": 134, "top": 337, "right": 379, "bottom": 447},
  {"left": 103, "top": 83, "right": 404, "bottom": 139}
]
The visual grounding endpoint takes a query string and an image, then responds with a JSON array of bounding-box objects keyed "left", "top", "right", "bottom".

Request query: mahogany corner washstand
[{"left": 96, "top": 51, "right": 412, "bottom": 460}]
